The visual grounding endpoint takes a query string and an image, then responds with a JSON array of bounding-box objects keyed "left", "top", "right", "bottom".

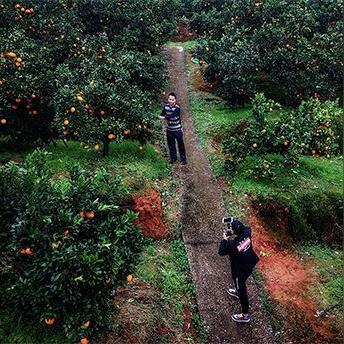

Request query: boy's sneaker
[
  {"left": 226, "top": 287, "right": 239, "bottom": 299},
  {"left": 231, "top": 313, "right": 251, "bottom": 323}
]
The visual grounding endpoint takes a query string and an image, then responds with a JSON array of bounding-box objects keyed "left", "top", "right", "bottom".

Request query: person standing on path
[
  {"left": 218, "top": 219, "right": 259, "bottom": 323},
  {"left": 159, "top": 92, "right": 187, "bottom": 165}
]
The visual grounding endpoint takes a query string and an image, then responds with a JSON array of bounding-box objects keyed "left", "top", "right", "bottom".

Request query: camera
[{"left": 222, "top": 216, "right": 234, "bottom": 237}]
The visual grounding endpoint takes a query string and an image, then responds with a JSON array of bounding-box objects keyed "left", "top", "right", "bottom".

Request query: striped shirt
[{"left": 161, "top": 103, "right": 182, "bottom": 131}]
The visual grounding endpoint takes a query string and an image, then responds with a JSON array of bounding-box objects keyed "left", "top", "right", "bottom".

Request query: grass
[
  {"left": 166, "top": 40, "right": 197, "bottom": 50},
  {"left": 300, "top": 245, "right": 343, "bottom": 308},
  {"left": 135, "top": 240, "right": 208, "bottom": 342}
]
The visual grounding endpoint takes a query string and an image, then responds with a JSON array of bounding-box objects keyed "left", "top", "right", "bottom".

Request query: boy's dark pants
[
  {"left": 233, "top": 271, "right": 251, "bottom": 314},
  {"left": 166, "top": 129, "right": 186, "bottom": 162}
]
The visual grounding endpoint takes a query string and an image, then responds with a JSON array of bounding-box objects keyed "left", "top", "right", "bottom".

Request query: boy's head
[{"left": 168, "top": 92, "right": 177, "bottom": 106}]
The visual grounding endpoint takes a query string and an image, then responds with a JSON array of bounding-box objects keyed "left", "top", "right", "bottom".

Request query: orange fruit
[
  {"left": 79, "top": 211, "right": 85, "bottom": 218},
  {"left": 85, "top": 211, "right": 95, "bottom": 219},
  {"left": 284, "top": 141, "right": 289, "bottom": 146},
  {"left": 94, "top": 144, "right": 100, "bottom": 151},
  {"left": 15, "top": 4, "right": 21, "bottom": 8},
  {"left": 80, "top": 338, "right": 89, "bottom": 344},
  {"left": 107, "top": 133, "right": 116, "bottom": 140},
  {"left": 123, "top": 129, "right": 130, "bottom": 135},
  {"left": 25, "top": 248, "right": 33, "bottom": 255},
  {"left": 100, "top": 110, "right": 106, "bottom": 116},
  {"left": 126, "top": 274, "right": 133, "bottom": 283},
  {"left": 6, "top": 52, "right": 17, "bottom": 58},
  {"left": 1, "top": 119, "right": 7, "bottom": 125},
  {"left": 19, "top": 248, "right": 27, "bottom": 254},
  {"left": 70, "top": 107, "right": 76, "bottom": 113},
  {"left": 15, "top": 62, "right": 21, "bottom": 67},
  {"left": 64, "top": 119, "right": 69, "bottom": 125},
  {"left": 45, "top": 318, "right": 56, "bottom": 325},
  {"left": 32, "top": 110, "right": 38, "bottom": 115},
  {"left": 83, "top": 321, "right": 90, "bottom": 328},
  {"left": 252, "top": 143, "right": 257, "bottom": 148},
  {"left": 76, "top": 95, "right": 83, "bottom": 102}
]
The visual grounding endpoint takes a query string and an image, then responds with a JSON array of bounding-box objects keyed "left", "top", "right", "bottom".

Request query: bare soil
[
  {"left": 133, "top": 187, "right": 169, "bottom": 240},
  {"left": 249, "top": 209, "right": 341, "bottom": 344}
]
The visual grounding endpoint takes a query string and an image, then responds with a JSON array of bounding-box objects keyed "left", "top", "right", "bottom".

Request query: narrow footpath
[{"left": 163, "top": 45, "right": 276, "bottom": 344}]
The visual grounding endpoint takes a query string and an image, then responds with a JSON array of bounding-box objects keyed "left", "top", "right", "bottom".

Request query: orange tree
[
  {"left": 223, "top": 94, "right": 342, "bottom": 175},
  {"left": 0, "top": 0, "right": 180, "bottom": 153},
  {"left": 0, "top": 150, "right": 146, "bottom": 343},
  {"left": 188, "top": 0, "right": 343, "bottom": 105}
]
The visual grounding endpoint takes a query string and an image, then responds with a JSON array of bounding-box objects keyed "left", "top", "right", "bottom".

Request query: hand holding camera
[{"left": 222, "top": 216, "right": 234, "bottom": 239}]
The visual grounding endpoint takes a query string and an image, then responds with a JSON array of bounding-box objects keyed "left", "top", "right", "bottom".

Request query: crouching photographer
[{"left": 218, "top": 217, "right": 259, "bottom": 323}]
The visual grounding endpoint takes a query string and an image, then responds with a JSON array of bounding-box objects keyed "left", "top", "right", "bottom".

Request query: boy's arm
[{"left": 159, "top": 106, "right": 165, "bottom": 120}]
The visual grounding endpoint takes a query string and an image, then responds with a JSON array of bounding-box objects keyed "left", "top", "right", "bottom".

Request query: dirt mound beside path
[{"left": 162, "top": 45, "right": 276, "bottom": 344}]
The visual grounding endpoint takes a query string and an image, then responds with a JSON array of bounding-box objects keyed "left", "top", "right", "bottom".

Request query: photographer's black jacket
[{"left": 218, "top": 226, "right": 259, "bottom": 275}]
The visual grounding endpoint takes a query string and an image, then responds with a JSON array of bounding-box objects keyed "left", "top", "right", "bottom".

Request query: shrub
[
  {"left": 223, "top": 94, "right": 342, "bottom": 174},
  {"left": 0, "top": 149, "right": 145, "bottom": 343}
]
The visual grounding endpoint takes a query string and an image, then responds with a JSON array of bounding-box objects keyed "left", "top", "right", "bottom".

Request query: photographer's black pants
[
  {"left": 166, "top": 129, "right": 186, "bottom": 162},
  {"left": 233, "top": 271, "right": 251, "bottom": 314}
]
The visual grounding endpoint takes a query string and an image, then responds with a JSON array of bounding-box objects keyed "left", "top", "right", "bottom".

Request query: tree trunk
[{"left": 103, "top": 139, "right": 109, "bottom": 156}]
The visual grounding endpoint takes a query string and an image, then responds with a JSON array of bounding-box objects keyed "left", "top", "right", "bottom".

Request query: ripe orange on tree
[
  {"left": 80, "top": 338, "right": 89, "bottom": 344},
  {"left": 45, "top": 318, "right": 56, "bottom": 325},
  {"left": 85, "top": 211, "right": 95, "bottom": 219}
]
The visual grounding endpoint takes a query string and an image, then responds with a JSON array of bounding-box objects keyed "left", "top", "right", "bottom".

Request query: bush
[
  {"left": 0, "top": 0, "right": 181, "bottom": 151},
  {"left": 223, "top": 94, "right": 342, "bottom": 174},
  {"left": 189, "top": 0, "right": 343, "bottom": 105},
  {"left": 0, "top": 149, "right": 146, "bottom": 343}
]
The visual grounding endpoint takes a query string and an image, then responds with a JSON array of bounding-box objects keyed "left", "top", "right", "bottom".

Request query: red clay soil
[
  {"left": 249, "top": 210, "right": 338, "bottom": 343},
  {"left": 133, "top": 188, "right": 169, "bottom": 240}
]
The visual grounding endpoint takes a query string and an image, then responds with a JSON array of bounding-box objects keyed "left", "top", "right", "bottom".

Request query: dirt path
[{"left": 162, "top": 46, "right": 276, "bottom": 343}]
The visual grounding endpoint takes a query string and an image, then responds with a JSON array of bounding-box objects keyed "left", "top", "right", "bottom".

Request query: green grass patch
[
  {"left": 300, "top": 245, "right": 343, "bottom": 308},
  {"left": 166, "top": 40, "right": 197, "bottom": 50},
  {"left": 135, "top": 240, "right": 208, "bottom": 342},
  {"left": 135, "top": 241, "right": 193, "bottom": 325}
]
